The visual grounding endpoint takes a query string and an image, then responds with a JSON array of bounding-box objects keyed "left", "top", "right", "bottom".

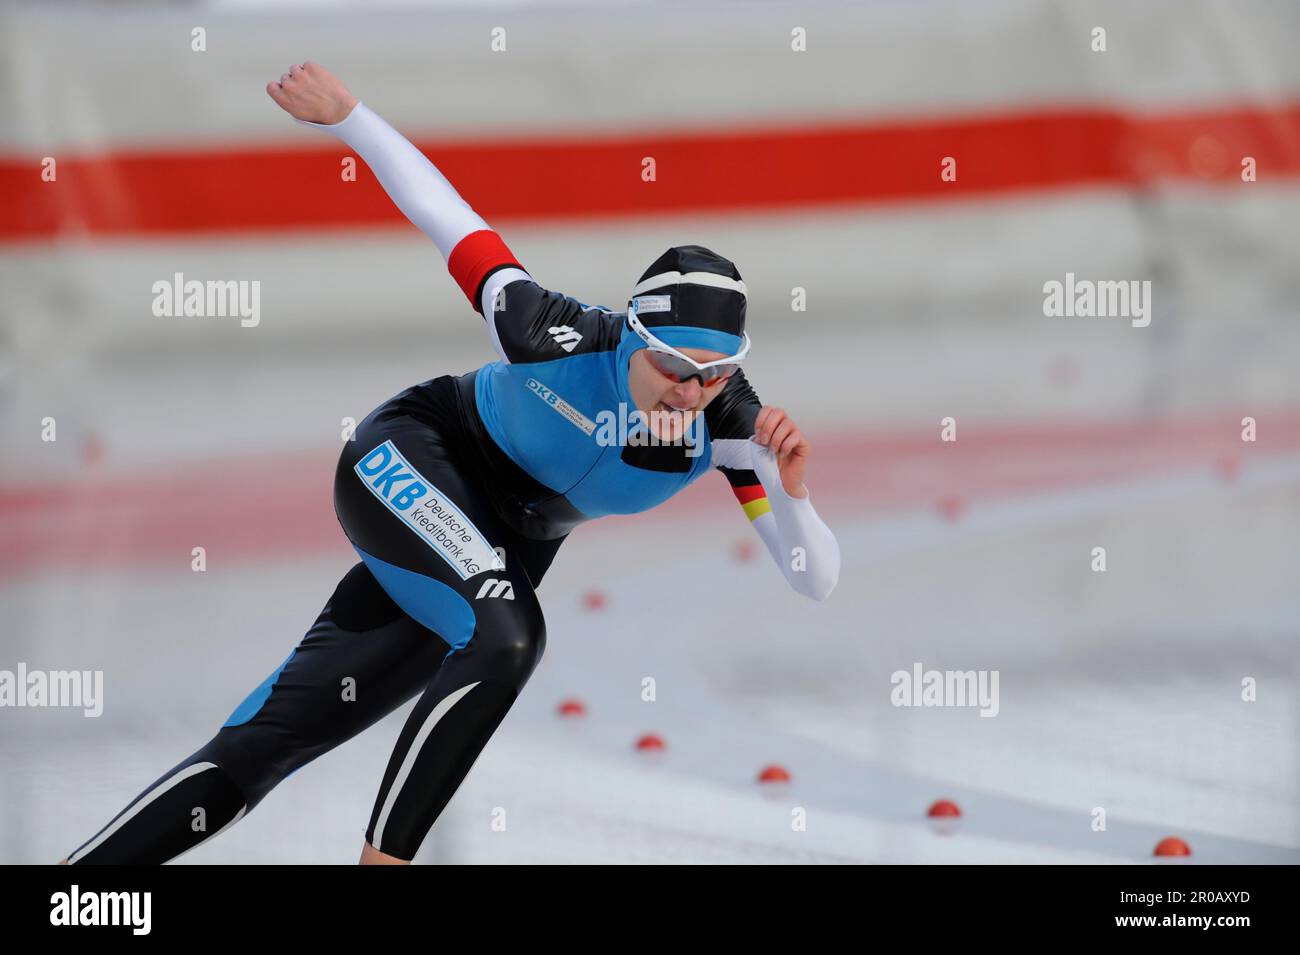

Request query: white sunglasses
[{"left": 626, "top": 300, "right": 751, "bottom": 385}]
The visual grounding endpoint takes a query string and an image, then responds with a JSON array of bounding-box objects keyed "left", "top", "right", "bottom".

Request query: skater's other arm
[
  {"left": 267, "top": 62, "right": 535, "bottom": 354},
  {"left": 708, "top": 377, "right": 840, "bottom": 601}
]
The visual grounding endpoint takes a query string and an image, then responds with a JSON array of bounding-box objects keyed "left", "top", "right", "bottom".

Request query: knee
[
  {"left": 193, "top": 729, "right": 282, "bottom": 810},
  {"left": 473, "top": 611, "right": 546, "bottom": 684}
]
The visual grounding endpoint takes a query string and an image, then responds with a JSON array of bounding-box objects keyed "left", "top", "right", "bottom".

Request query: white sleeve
[
  {"left": 744, "top": 440, "right": 841, "bottom": 601},
  {"left": 296, "top": 102, "right": 488, "bottom": 260}
]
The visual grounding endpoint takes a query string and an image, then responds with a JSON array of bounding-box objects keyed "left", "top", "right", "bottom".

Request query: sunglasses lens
[
  {"left": 645, "top": 350, "right": 739, "bottom": 385},
  {"left": 644, "top": 350, "right": 691, "bottom": 381}
]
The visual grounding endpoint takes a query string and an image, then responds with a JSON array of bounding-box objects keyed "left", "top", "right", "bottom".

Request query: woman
[{"left": 63, "top": 62, "right": 840, "bottom": 865}]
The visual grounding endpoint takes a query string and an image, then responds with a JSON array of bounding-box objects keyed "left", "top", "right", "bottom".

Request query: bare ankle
[{"left": 359, "top": 841, "right": 409, "bottom": 865}]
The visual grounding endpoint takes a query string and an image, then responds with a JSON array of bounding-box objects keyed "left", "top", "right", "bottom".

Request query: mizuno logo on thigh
[{"left": 475, "top": 578, "right": 514, "bottom": 600}]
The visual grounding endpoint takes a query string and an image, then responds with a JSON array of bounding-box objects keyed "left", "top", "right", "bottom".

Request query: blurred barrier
[
  {"left": 2, "top": 0, "right": 1299, "bottom": 487},
  {"left": 3, "top": 0, "right": 1300, "bottom": 334}
]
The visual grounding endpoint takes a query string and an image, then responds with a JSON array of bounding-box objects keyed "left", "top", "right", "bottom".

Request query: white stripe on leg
[
  {"left": 67, "top": 761, "right": 223, "bottom": 863},
  {"left": 372, "top": 681, "right": 481, "bottom": 853}
]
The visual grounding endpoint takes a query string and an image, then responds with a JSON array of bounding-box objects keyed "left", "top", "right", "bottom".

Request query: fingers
[
  {"left": 273, "top": 62, "right": 310, "bottom": 90},
  {"left": 765, "top": 417, "right": 790, "bottom": 450},
  {"left": 752, "top": 405, "right": 808, "bottom": 462},
  {"left": 768, "top": 419, "right": 800, "bottom": 458},
  {"left": 776, "top": 428, "right": 803, "bottom": 460},
  {"left": 754, "top": 406, "right": 786, "bottom": 446}
]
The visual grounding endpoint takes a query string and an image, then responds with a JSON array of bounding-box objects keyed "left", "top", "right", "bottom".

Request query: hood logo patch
[{"left": 631, "top": 295, "right": 672, "bottom": 314}]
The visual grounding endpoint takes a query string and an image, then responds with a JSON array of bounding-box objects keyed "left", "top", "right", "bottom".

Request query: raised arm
[{"left": 267, "top": 61, "right": 531, "bottom": 338}]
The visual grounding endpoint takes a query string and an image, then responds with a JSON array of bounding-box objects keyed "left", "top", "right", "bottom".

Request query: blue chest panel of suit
[{"left": 474, "top": 348, "right": 714, "bottom": 520}]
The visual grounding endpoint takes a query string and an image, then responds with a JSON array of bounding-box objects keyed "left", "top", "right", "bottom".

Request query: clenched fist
[{"left": 266, "top": 61, "right": 358, "bottom": 125}]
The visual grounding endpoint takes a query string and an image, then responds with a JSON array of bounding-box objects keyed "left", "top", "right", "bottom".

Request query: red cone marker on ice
[
  {"left": 757, "top": 764, "right": 791, "bottom": 783},
  {"left": 937, "top": 495, "right": 965, "bottom": 523},
  {"left": 635, "top": 733, "right": 665, "bottom": 751},
  {"left": 732, "top": 539, "right": 756, "bottom": 563},
  {"left": 557, "top": 698, "right": 586, "bottom": 717},
  {"left": 81, "top": 432, "right": 105, "bottom": 467},
  {"left": 582, "top": 590, "right": 607, "bottom": 611},
  {"left": 1215, "top": 455, "right": 1241, "bottom": 483},
  {"left": 1153, "top": 836, "right": 1191, "bottom": 857},
  {"left": 927, "top": 798, "right": 961, "bottom": 818}
]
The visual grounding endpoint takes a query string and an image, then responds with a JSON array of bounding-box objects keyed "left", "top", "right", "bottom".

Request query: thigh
[{"left": 334, "top": 409, "right": 543, "bottom": 658}]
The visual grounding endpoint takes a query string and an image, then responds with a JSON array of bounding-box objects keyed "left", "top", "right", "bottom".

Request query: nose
[{"left": 672, "top": 378, "right": 704, "bottom": 405}]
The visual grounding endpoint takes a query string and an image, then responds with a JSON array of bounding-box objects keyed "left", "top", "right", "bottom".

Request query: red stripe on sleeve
[
  {"left": 732, "top": 484, "right": 766, "bottom": 505},
  {"left": 447, "top": 230, "right": 523, "bottom": 308}
]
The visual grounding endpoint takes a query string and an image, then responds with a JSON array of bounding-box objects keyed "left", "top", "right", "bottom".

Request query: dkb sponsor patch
[{"left": 354, "top": 440, "right": 503, "bottom": 579}]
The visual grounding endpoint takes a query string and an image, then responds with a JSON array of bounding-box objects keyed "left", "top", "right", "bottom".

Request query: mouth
[{"left": 655, "top": 400, "right": 696, "bottom": 415}]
